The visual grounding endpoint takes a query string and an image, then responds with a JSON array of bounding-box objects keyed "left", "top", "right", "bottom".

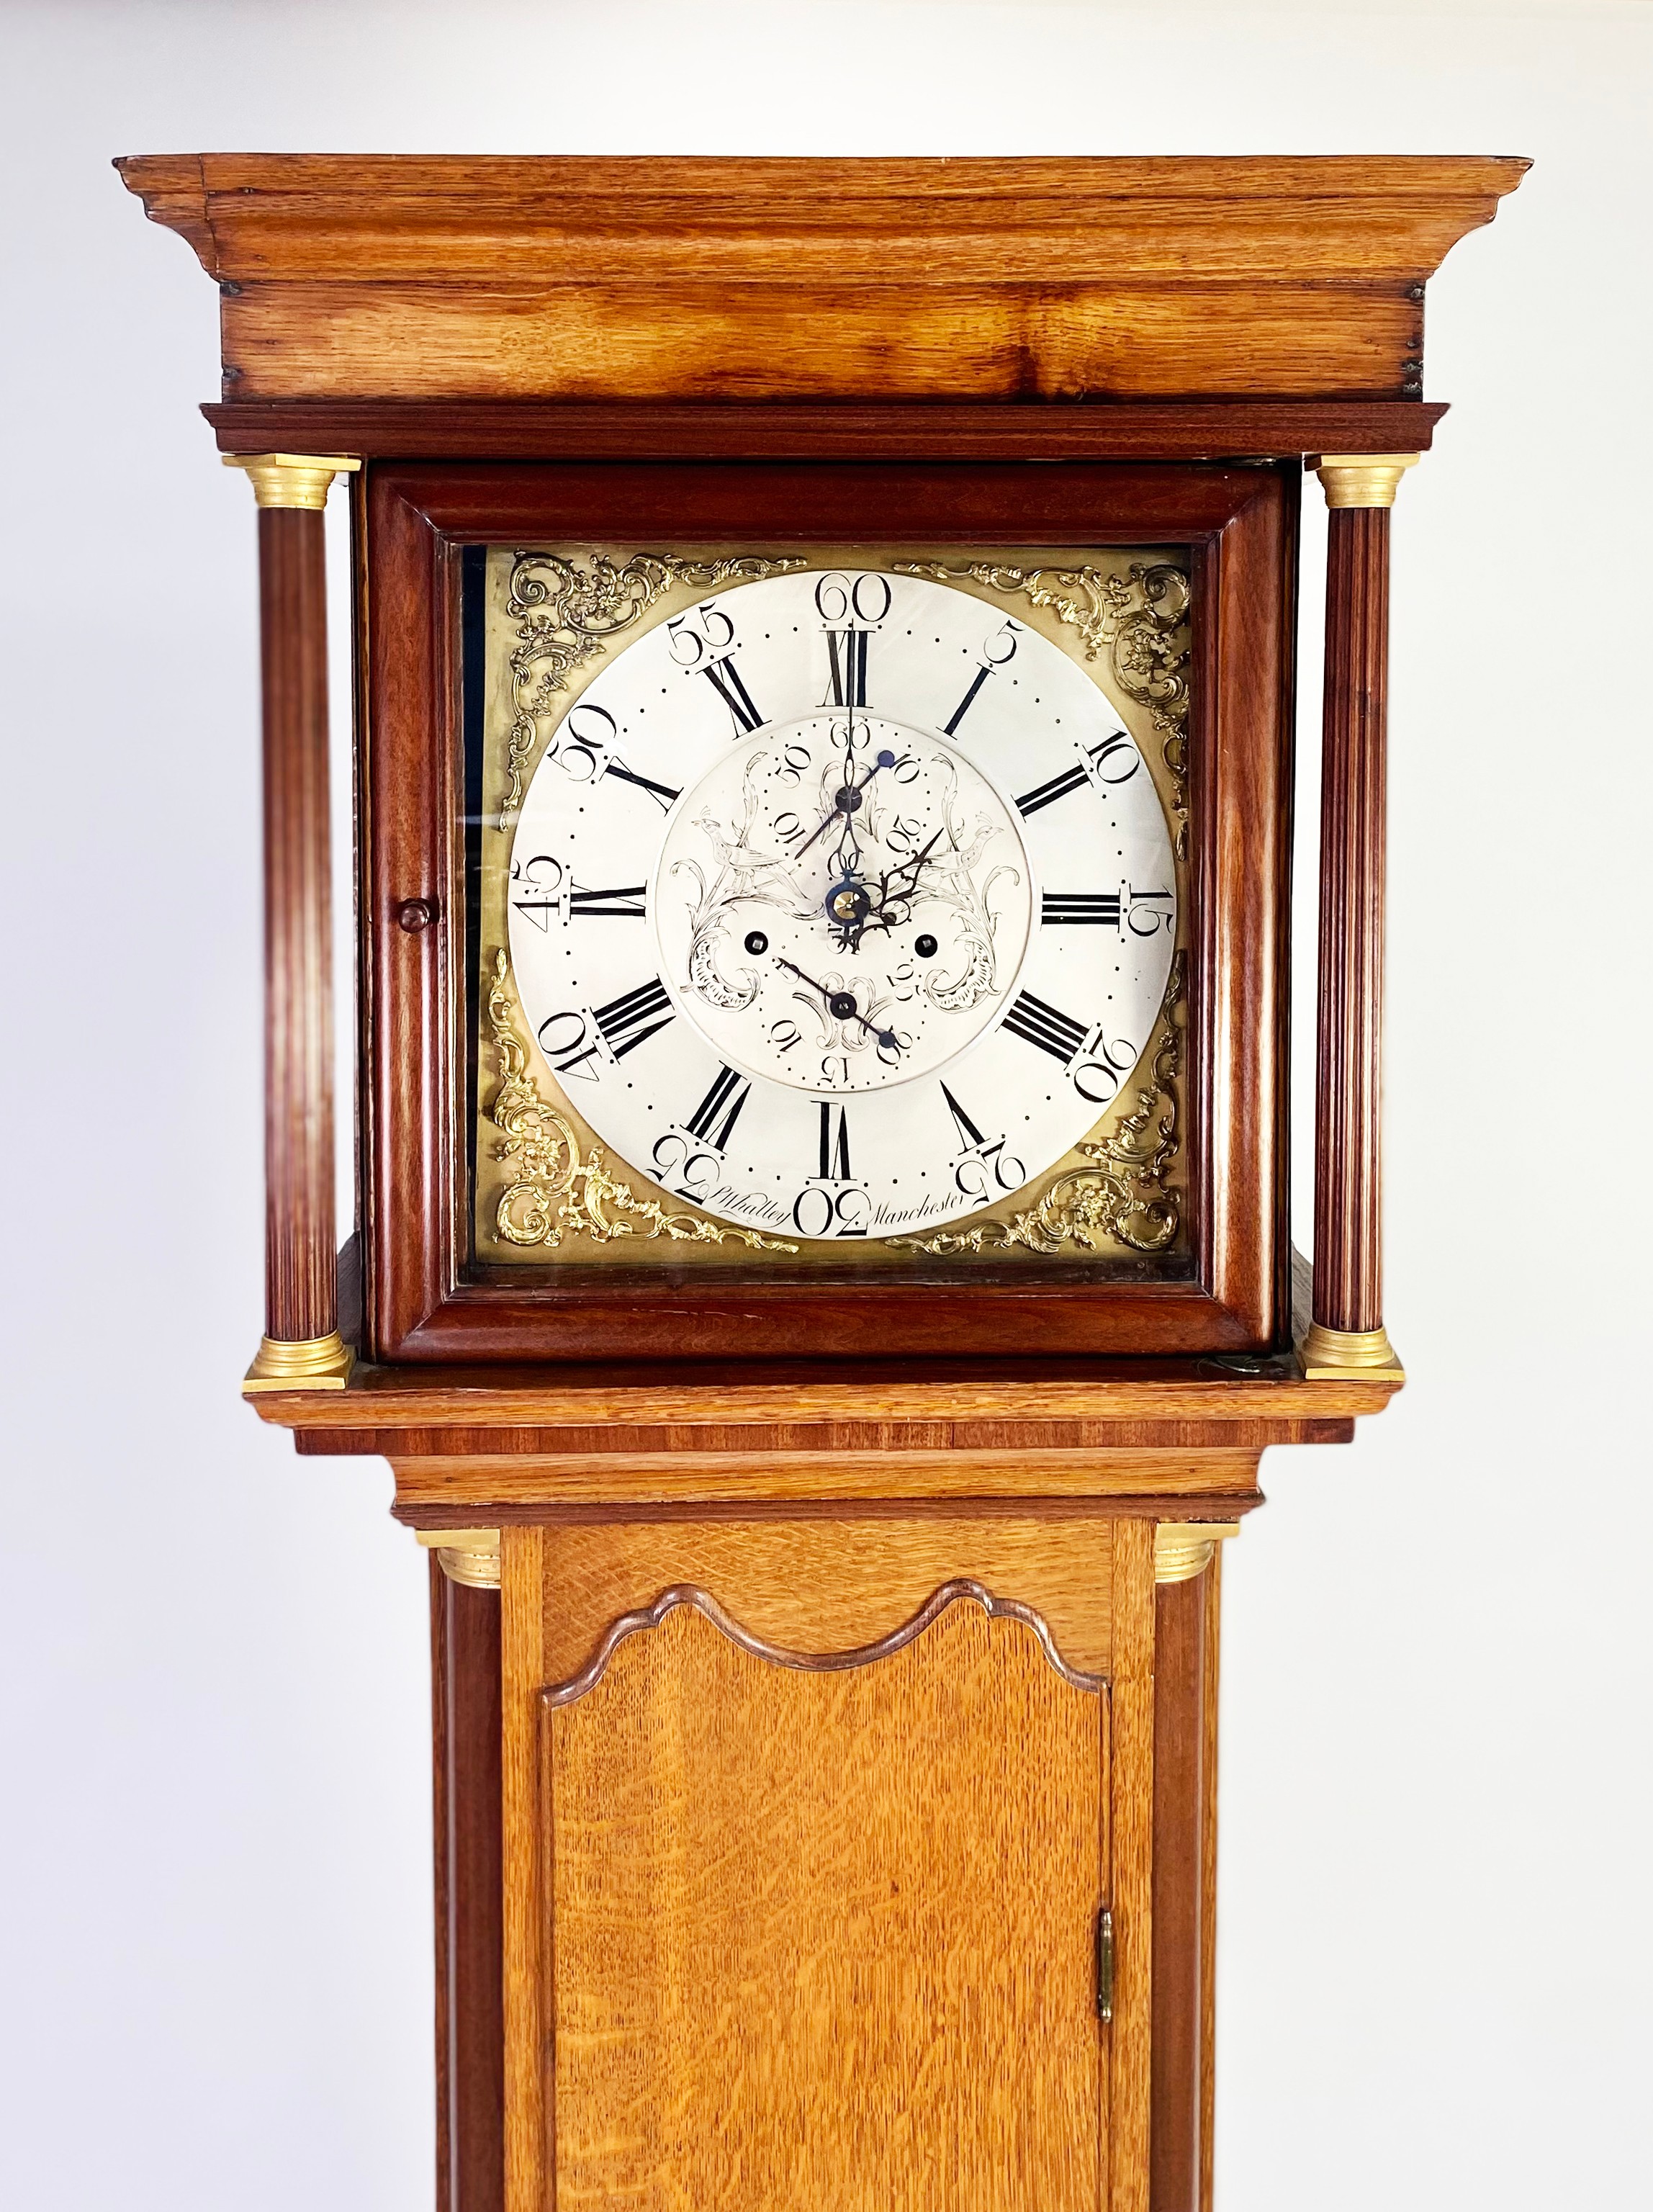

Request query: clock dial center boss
[
  {"left": 505, "top": 565, "right": 1177, "bottom": 1243},
  {"left": 652, "top": 714, "right": 1035, "bottom": 1092}
]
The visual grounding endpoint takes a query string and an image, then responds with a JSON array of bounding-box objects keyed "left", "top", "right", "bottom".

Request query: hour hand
[{"left": 773, "top": 956, "right": 904, "bottom": 1053}]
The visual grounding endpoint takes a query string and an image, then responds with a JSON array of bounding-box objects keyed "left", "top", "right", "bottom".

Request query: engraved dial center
[{"left": 650, "top": 715, "right": 1035, "bottom": 1094}]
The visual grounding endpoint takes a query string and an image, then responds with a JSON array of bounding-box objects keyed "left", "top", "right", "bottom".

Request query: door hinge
[{"left": 1096, "top": 1906, "right": 1114, "bottom": 2024}]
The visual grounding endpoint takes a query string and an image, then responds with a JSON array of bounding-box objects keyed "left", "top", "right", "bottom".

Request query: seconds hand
[{"left": 774, "top": 956, "right": 904, "bottom": 1054}]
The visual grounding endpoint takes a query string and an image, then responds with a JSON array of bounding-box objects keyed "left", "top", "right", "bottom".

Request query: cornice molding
[{"left": 116, "top": 153, "right": 1528, "bottom": 406}]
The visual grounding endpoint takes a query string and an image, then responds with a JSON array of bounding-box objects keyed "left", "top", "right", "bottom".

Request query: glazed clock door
[
  {"left": 363, "top": 459, "right": 1294, "bottom": 1361},
  {"left": 503, "top": 1519, "right": 1132, "bottom": 2212}
]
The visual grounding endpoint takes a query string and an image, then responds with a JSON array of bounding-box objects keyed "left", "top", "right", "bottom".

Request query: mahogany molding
[
  {"left": 246, "top": 1354, "right": 1400, "bottom": 1432},
  {"left": 361, "top": 459, "right": 1294, "bottom": 1366},
  {"left": 116, "top": 154, "right": 1528, "bottom": 403},
  {"left": 201, "top": 398, "right": 1451, "bottom": 464}
]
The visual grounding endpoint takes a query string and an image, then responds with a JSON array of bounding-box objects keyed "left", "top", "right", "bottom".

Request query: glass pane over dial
[{"left": 503, "top": 566, "right": 1176, "bottom": 1245}]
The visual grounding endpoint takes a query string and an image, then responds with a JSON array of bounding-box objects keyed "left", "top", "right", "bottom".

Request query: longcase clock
[{"left": 118, "top": 153, "right": 1527, "bottom": 2212}]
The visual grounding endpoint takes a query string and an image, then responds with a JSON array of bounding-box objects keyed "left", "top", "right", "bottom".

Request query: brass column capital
[
  {"left": 1153, "top": 1521, "right": 1240, "bottom": 1585},
  {"left": 1315, "top": 453, "right": 1420, "bottom": 510},
  {"left": 222, "top": 452, "right": 361, "bottom": 510},
  {"left": 417, "top": 1529, "right": 503, "bottom": 1590}
]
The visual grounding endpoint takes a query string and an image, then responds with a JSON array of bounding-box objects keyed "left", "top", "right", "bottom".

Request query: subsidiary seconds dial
[{"left": 507, "top": 567, "right": 1177, "bottom": 1242}]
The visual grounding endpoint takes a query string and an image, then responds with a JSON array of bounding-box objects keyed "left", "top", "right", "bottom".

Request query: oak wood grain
[
  {"left": 203, "top": 396, "right": 1450, "bottom": 464},
  {"left": 117, "top": 154, "right": 1526, "bottom": 403},
  {"left": 1109, "top": 1519, "right": 1158, "bottom": 2212},
  {"left": 546, "top": 1593, "right": 1107, "bottom": 2211},
  {"left": 1314, "top": 508, "right": 1391, "bottom": 1333},
  {"left": 535, "top": 1516, "right": 1113, "bottom": 1686},
  {"left": 389, "top": 1450, "right": 1264, "bottom": 1517}
]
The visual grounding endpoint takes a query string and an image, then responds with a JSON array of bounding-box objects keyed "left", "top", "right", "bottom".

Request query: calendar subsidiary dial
[{"left": 506, "top": 567, "right": 1176, "bottom": 1244}]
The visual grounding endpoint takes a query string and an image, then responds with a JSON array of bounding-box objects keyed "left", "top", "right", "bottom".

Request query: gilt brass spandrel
[{"left": 468, "top": 542, "right": 1192, "bottom": 1273}]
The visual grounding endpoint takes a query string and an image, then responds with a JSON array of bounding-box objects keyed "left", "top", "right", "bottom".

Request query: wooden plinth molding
[
  {"left": 1305, "top": 451, "right": 1415, "bottom": 1378},
  {"left": 227, "top": 451, "right": 360, "bottom": 1395},
  {"left": 419, "top": 1529, "right": 504, "bottom": 1590}
]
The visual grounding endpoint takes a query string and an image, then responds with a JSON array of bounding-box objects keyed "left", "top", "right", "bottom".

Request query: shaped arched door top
[{"left": 544, "top": 1577, "right": 1104, "bottom": 1709}]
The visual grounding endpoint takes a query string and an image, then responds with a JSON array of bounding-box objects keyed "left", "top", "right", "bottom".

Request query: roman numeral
[
  {"left": 593, "top": 976, "right": 674, "bottom": 1060},
  {"left": 940, "top": 1083, "right": 986, "bottom": 1151},
  {"left": 942, "top": 662, "right": 994, "bottom": 736},
  {"left": 1042, "top": 891, "right": 1122, "bottom": 927},
  {"left": 1016, "top": 763, "right": 1089, "bottom": 817},
  {"left": 568, "top": 884, "right": 647, "bottom": 920},
  {"left": 702, "top": 657, "right": 764, "bottom": 733},
  {"left": 604, "top": 759, "right": 680, "bottom": 811},
  {"left": 1002, "top": 989, "right": 1089, "bottom": 1066},
  {"left": 823, "top": 629, "right": 870, "bottom": 709},
  {"left": 685, "top": 1065, "right": 750, "bottom": 1151},
  {"left": 817, "top": 1101, "right": 852, "bottom": 1181}
]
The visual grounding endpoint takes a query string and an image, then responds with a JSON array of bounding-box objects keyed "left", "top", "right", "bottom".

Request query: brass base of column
[
  {"left": 1299, "top": 1321, "right": 1405, "bottom": 1381},
  {"left": 416, "top": 1529, "right": 503, "bottom": 1589},
  {"left": 1153, "top": 1523, "right": 1240, "bottom": 1584},
  {"left": 242, "top": 1330, "right": 356, "bottom": 1393}
]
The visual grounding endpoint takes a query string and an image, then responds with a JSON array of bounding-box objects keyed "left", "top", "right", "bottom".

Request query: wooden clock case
[
  {"left": 367, "top": 457, "right": 1294, "bottom": 1364},
  {"left": 118, "top": 155, "right": 1527, "bottom": 2212}
]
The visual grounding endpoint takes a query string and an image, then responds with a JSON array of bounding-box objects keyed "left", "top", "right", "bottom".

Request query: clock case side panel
[{"left": 359, "top": 461, "right": 1294, "bottom": 1364}]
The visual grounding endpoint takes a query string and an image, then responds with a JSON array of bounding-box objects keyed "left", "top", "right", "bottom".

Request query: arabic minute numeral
[
  {"left": 1084, "top": 729, "right": 1141, "bottom": 784},
  {"left": 592, "top": 976, "right": 675, "bottom": 1060},
  {"left": 510, "top": 850, "right": 564, "bottom": 930},
  {"left": 546, "top": 701, "right": 617, "bottom": 782},
  {"left": 650, "top": 1128, "right": 721, "bottom": 1198},
  {"left": 942, "top": 618, "right": 1020, "bottom": 735},
  {"left": 942, "top": 1084, "right": 1026, "bottom": 1202},
  {"left": 535, "top": 1009, "right": 603, "bottom": 1083},
  {"left": 1124, "top": 886, "right": 1174, "bottom": 937}
]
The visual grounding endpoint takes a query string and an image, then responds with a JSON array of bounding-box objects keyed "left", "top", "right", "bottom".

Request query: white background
[{"left": 1, "top": 4, "right": 1648, "bottom": 2206}]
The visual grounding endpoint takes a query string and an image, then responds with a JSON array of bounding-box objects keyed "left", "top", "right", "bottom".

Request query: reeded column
[
  {"left": 1302, "top": 454, "right": 1418, "bottom": 1380},
  {"left": 228, "top": 453, "right": 362, "bottom": 1392}
]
